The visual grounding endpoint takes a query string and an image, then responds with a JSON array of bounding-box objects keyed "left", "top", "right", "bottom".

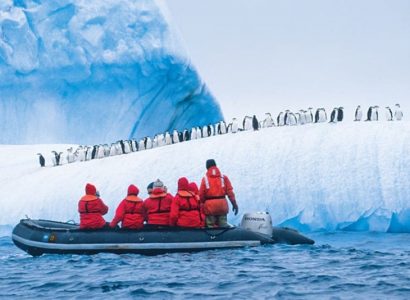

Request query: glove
[{"left": 232, "top": 203, "right": 239, "bottom": 216}]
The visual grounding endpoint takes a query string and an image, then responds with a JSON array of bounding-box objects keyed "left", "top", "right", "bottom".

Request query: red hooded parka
[
  {"left": 144, "top": 186, "right": 173, "bottom": 226},
  {"left": 110, "top": 184, "right": 145, "bottom": 229},
  {"left": 170, "top": 178, "right": 201, "bottom": 227},
  {"left": 78, "top": 183, "right": 108, "bottom": 229}
]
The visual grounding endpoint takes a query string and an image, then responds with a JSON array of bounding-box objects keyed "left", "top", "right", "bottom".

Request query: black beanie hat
[
  {"left": 206, "top": 159, "right": 217, "bottom": 169},
  {"left": 147, "top": 182, "right": 154, "bottom": 191}
]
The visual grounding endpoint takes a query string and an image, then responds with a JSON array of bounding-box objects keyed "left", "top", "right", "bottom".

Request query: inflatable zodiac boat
[{"left": 12, "top": 212, "right": 314, "bottom": 256}]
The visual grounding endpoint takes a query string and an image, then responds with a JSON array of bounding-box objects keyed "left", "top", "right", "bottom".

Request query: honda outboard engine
[{"left": 240, "top": 212, "right": 273, "bottom": 237}]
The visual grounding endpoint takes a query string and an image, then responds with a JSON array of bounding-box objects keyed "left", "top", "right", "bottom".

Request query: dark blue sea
[{"left": 1, "top": 232, "right": 410, "bottom": 299}]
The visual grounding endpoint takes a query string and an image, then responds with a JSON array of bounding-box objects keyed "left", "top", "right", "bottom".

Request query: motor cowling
[{"left": 240, "top": 212, "right": 273, "bottom": 237}]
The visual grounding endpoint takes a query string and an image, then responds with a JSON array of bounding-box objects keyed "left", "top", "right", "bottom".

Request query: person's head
[
  {"left": 188, "top": 182, "right": 199, "bottom": 194},
  {"left": 128, "top": 184, "right": 139, "bottom": 196},
  {"left": 153, "top": 179, "right": 165, "bottom": 191},
  {"left": 147, "top": 182, "right": 154, "bottom": 195},
  {"left": 177, "top": 177, "right": 189, "bottom": 191},
  {"left": 206, "top": 159, "right": 217, "bottom": 170},
  {"left": 85, "top": 183, "right": 97, "bottom": 196}
]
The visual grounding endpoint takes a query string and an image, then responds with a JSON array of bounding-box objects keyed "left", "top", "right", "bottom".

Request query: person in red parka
[
  {"left": 143, "top": 179, "right": 173, "bottom": 226},
  {"left": 110, "top": 184, "right": 145, "bottom": 229},
  {"left": 188, "top": 181, "right": 205, "bottom": 227},
  {"left": 170, "top": 177, "right": 201, "bottom": 227},
  {"left": 78, "top": 183, "right": 108, "bottom": 229},
  {"left": 199, "top": 159, "right": 238, "bottom": 227}
]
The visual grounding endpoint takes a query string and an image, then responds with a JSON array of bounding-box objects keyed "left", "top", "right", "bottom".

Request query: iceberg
[
  {"left": 1, "top": 121, "right": 410, "bottom": 233},
  {"left": 0, "top": 0, "right": 222, "bottom": 144}
]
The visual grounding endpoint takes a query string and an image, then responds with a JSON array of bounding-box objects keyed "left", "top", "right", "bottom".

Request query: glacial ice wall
[
  {"left": 0, "top": 0, "right": 222, "bottom": 144},
  {"left": 1, "top": 121, "right": 410, "bottom": 233}
]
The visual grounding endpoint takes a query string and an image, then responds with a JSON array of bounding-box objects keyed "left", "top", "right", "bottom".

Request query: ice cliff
[
  {"left": 1, "top": 121, "right": 410, "bottom": 233},
  {"left": 0, "top": 0, "right": 222, "bottom": 144}
]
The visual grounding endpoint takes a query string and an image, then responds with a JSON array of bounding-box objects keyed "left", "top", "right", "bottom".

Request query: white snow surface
[
  {"left": 0, "top": 0, "right": 222, "bottom": 144},
  {"left": 1, "top": 121, "right": 410, "bottom": 233}
]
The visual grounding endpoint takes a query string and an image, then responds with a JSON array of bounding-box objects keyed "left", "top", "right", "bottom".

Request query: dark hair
[{"left": 206, "top": 159, "right": 217, "bottom": 169}]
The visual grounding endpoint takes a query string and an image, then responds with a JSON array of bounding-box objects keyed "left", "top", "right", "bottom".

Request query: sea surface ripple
[{"left": 1, "top": 232, "right": 410, "bottom": 299}]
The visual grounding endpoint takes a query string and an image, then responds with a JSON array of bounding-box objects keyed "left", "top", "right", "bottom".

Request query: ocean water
[{"left": 1, "top": 232, "right": 409, "bottom": 299}]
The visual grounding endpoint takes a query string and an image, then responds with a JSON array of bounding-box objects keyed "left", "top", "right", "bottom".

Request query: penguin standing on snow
[
  {"left": 354, "top": 105, "right": 362, "bottom": 121},
  {"left": 51, "top": 151, "right": 58, "bottom": 166},
  {"left": 172, "top": 130, "right": 180, "bottom": 144},
  {"left": 385, "top": 106, "right": 393, "bottom": 121},
  {"left": 242, "top": 116, "right": 252, "bottom": 130},
  {"left": 395, "top": 104, "right": 403, "bottom": 121},
  {"left": 337, "top": 107, "right": 344, "bottom": 122},
  {"left": 184, "top": 130, "right": 190, "bottom": 141},
  {"left": 165, "top": 132, "right": 172, "bottom": 145},
  {"left": 207, "top": 124, "right": 212, "bottom": 137},
  {"left": 263, "top": 113, "right": 274, "bottom": 128},
  {"left": 277, "top": 112, "right": 285, "bottom": 126},
  {"left": 91, "top": 146, "right": 98, "bottom": 159},
  {"left": 306, "top": 108, "right": 314, "bottom": 123},
  {"left": 37, "top": 153, "right": 45, "bottom": 167},
  {"left": 329, "top": 108, "right": 338, "bottom": 123},
  {"left": 252, "top": 115, "right": 259, "bottom": 130},
  {"left": 315, "top": 108, "right": 327, "bottom": 123},
  {"left": 231, "top": 118, "right": 239, "bottom": 133}
]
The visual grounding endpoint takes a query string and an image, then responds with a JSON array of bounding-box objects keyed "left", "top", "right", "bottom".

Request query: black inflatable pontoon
[{"left": 12, "top": 219, "right": 314, "bottom": 256}]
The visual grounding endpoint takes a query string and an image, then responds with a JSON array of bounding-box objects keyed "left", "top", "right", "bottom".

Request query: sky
[{"left": 166, "top": 0, "right": 410, "bottom": 121}]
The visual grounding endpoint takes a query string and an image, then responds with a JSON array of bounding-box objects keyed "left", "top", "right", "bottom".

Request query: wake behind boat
[{"left": 12, "top": 213, "right": 314, "bottom": 256}]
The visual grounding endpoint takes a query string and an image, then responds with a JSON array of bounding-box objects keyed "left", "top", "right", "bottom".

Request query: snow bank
[
  {"left": 0, "top": 0, "right": 222, "bottom": 144},
  {"left": 1, "top": 121, "right": 410, "bottom": 233}
]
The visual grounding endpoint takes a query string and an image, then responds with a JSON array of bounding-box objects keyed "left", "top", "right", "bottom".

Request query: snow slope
[
  {"left": 0, "top": 0, "right": 222, "bottom": 144},
  {"left": 1, "top": 121, "right": 410, "bottom": 233}
]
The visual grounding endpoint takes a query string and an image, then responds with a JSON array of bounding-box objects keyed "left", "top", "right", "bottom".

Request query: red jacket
[
  {"left": 189, "top": 182, "right": 205, "bottom": 227},
  {"left": 78, "top": 183, "right": 108, "bottom": 229},
  {"left": 144, "top": 187, "right": 173, "bottom": 226},
  {"left": 199, "top": 166, "right": 236, "bottom": 216},
  {"left": 110, "top": 185, "right": 145, "bottom": 229},
  {"left": 170, "top": 178, "right": 201, "bottom": 227}
]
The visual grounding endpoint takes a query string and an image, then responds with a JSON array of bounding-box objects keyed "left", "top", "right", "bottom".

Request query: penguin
[
  {"left": 152, "top": 136, "right": 158, "bottom": 148},
  {"left": 109, "top": 143, "right": 117, "bottom": 156},
  {"left": 178, "top": 131, "right": 184, "bottom": 142},
  {"left": 190, "top": 127, "right": 197, "bottom": 140},
  {"left": 157, "top": 134, "right": 165, "bottom": 147},
  {"left": 299, "top": 110, "right": 307, "bottom": 125},
  {"left": 183, "top": 130, "right": 190, "bottom": 141},
  {"left": 243, "top": 116, "right": 252, "bottom": 130},
  {"left": 306, "top": 108, "right": 314, "bottom": 124},
  {"left": 287, "top": 112, "right": 297, "bottom": 126},
  {"left": 207, "top": 124, "right": 212, "bottom": 137},
  {"left": 277, "top": 112, "right": 285, "bottom": 126},
  {"left": 395, "top": 104, "right": 403, "bottom": 121},
  {"left": 252, "top": 115, "right": 259, "bottom": 130},
  {"left": 138, "top": 139, "right": 146, "bottom": 151},
  {"left": 231, "top": 118, "right": 239, "bottom": 133},
  {"left": 219, "top": 121, "right": 227, "bottom": 134},
  {"left": 78, "top": 146, "right": 86, "bottom": 162},
  {"left": 51, "top": 151, "right": 63, "bottom": 166},
  {"left": 202, "top": 125, "right": 209, "bottom": 138},
  {"left": 172, "top": 130, "right": 180, "bottom": 144},
  {"left": 329, "top": 108, "right": 338, "bottom": 123},
  {"left": 284, "top": 110, "right": 291, "bottom": 125},
  {"left": 119, "top": 140, "right": 126, "bottom": 154},
  {"left": 165, "top": 132, "right": 172, "bottom": 145},
  {"left": 91, "top": 146, "right": 98, "bottom": 159},
  {"left": 97, "top": 144, "right": 105, "bottom": 159},
  {"left": 37, "top": 153, "right": 45, "bottom": 167},
  {"left": 131, "top": 140, "right": 138, "bottom": 152},
  {"left": 145, "top": 137, "right": 153, "bottom": 149},
  {"left": 315, "top": 108, "right": 327, "bottom": 123},
  {"left": 366, "top": 106, "right": 373, "bottom": 121},
  {"left": 196, "top": 127, "right": 202, "bottom": 139},
  {"left": 66, "top": 147, "right": 75, "bottom": 163},
  {"left": 115, "top": 142, "right": 122, "bottom": 155},
  {"left": 354, "top": 105, "right": 362, "bottom": 121},
  {"left": 337, "top": 107, "right": 344, "bottom": 122},
  {"left": 263, "top": 113, "right": 274, "bottom": 128},
  {"left": 385, "top": 106, "right": 393, "bottom": 121},
  {"left": 51, "top": 151, "right": 58, "bottom": 166}
]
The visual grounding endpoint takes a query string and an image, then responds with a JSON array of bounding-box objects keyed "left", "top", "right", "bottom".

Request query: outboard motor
[{"left": 240, "top": 212, "right": 273, "bottom": 237}]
